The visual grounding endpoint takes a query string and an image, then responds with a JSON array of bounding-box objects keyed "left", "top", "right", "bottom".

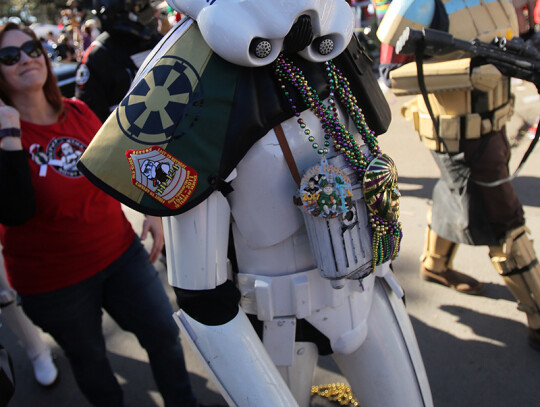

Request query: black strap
[
  {"left": 208, "top": 174, "right": 234, "bottom": 196},
  {"left": 415, "top": 46, "right": 443, "bottom": 150},
  {"left": 503, "top": 258, "right": 540, "bottom": 277}
]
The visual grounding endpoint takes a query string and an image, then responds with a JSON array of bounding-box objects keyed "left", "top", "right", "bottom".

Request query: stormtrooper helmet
[{"left": 166, "top": 0, "right": 354, "bottom": 67}]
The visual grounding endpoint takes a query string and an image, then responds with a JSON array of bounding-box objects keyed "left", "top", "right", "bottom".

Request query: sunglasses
[{"left": 0, "top": 40, "right": 43, "bottom": 66}]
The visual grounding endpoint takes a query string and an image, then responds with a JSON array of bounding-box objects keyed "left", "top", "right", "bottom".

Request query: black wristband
[{"left": 0, "top": 128, "right": 21, "bottom": 139}]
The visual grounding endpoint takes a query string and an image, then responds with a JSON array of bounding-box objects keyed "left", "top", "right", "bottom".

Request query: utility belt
[
  {"left": 393, "top": 58, "right": 514, "bottom": 153},
  {"left": 407, "top": 92, "right": 514, "bottom": 153},
  {"left": 413, "top": 98, "right": 514, "bottom": 152}
]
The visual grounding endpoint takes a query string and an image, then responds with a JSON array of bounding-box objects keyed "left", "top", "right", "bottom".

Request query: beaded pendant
[
  {"left": 363, "top": 154, "right": 401, "bottom": 269},
  {"left": 298, "top": 156, "right": 354, "bottom": 219},
  {"left": 273, "top": 54, "right": 402, "bottom": 272}
]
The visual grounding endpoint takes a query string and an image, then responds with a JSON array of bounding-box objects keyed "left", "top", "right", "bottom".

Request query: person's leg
[
  {"left": 20, "top": 273, "right": 123, "bottom": 407},
  {"left": 463, "top": 129, "right": 524, "bottom": 236},
  {"left": 466, "top": 130, "right": 540, "bottom": 349},
  {"left": 489, "top": 225, "right": 540, "bottom": 350},
  {"left": 420, "top": 208, "right": 483, "bottom": 294},
  {"left": 0, "top": 267, "right": 58, "bottom": 386},
  {"left": 0, "top": 300, "right": 58, "bottom": 386},
  {"left": 102, "top": 236, "right": 197, "bottom": 407}
]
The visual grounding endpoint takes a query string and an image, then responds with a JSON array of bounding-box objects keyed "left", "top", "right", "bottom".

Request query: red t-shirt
[{"left": 0, "top": 98, "right": 134, "bottom": 294}]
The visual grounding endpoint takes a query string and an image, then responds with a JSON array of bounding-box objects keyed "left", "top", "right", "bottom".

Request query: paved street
[{"left": 2, "top": 79, "right": 540, "bottom": 407}]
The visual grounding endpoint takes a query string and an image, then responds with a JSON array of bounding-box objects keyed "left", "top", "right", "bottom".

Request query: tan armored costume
[{"left": 378, "top": 0, "right": 540, "bottom": 348}]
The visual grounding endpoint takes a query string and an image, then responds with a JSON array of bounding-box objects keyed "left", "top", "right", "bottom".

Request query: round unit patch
[{"left": 117, "top": 56, "right": 204, "bottom": 145}]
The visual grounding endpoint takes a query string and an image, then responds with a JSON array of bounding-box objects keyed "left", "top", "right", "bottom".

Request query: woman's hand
[
  {"left": 0, "top": 99, "right": 22, "bottom": 151},
  {"left": 140, "top": 215, "right": 165, "bottom": 263},
  {"left": 0, "top": 98, "right": 20, "bottom": 128}
]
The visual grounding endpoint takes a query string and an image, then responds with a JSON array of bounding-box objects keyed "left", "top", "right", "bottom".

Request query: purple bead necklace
[{"left": 273, "top": 53, "right": 402, "bottom": 270}]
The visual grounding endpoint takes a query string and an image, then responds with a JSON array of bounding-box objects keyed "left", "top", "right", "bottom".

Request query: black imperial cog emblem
[{"left": 117, "top": 56, "right": 204, "bottom": 145}]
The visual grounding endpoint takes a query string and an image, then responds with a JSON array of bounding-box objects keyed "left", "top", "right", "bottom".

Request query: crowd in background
[
  {"left": 16, "top": 0, "right": 540, "bottom": 67},
  {"left": 24, "top": 0, "right": 181, "bottom": 64}
]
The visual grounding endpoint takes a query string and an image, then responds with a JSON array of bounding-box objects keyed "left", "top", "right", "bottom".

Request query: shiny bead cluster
[
  {"left": 273, "top": 53, "right": 402, "bottom": 269},
  {"left": 326, "top": 60, "right": 382, "bottom": 162},
  {"left": 371, "top": 212, "right": 402, "bottom": 270},
  {"left": 311, "top": 383, "right": 359, "bottom": 406}
]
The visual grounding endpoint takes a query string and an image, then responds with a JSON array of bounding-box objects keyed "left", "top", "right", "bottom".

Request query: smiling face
[{"left": 0, "top": 29, "right": 47, "bottom": 99}]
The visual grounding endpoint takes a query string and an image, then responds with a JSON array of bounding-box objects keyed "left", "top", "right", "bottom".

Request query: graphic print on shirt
[{"left": 30, "top": 137, "right": 86, "bottom": 177}]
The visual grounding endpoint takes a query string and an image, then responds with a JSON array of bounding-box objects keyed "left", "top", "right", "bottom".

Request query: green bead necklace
[{"left": 273, "top": 53, "right": 402, "bottom": 271}]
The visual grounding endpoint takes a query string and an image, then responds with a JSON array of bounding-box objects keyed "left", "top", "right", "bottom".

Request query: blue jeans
[{"left": 20, "top": 236, "right": 197, "bottom": 407}]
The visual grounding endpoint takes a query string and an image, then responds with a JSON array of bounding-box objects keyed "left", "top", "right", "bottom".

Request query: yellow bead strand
[{"left": 311, "top": 382, "right": 359, "bottom": 406}]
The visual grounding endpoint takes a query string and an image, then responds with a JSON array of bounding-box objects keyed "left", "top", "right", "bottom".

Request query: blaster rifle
[
  {"left": 395, "top": 27, "right": 540, "bottom": 90},
  {"left": 394, "top": 27, "right": 539, "bottom": 187}
]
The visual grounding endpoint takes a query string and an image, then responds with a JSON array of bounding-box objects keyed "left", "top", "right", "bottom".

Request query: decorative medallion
[
  {"left": 274, "top": 54, "right": 402, "bottom": 272},
  {"left": 363, "top": 154, "right": 400, "bottom": 221},
  {"left": 299, "top": 157, "right": 354, "bottom": 219}
]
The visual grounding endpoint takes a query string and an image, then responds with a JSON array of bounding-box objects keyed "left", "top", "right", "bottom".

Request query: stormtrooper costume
[
  {"left": 78, "top": 1, "right": 432, "bottom": 405},
  {"left": 163, "top": 2, "right": 431, "bottom": 405}
]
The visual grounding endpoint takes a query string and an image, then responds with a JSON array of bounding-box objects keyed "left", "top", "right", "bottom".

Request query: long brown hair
[{"left": 0, "top": 22, "right": 64, "bottom": 115}]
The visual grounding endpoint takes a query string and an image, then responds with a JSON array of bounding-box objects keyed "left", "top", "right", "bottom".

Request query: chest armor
[{"left": 445, "top": 0, "right": 518, "bottom": 42}]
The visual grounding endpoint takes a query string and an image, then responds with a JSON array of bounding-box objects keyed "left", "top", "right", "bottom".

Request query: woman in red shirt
[{"left": 0, "top": 22, "right": 198, "bottom": 407}]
